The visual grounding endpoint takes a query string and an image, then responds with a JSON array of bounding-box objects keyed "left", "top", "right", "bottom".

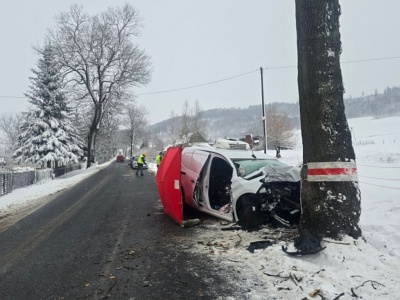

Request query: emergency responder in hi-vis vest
[
  {"left": 136, "top": 153, "right": 147, "bottom": 176},
  {"left": 155, "top": 152, "right": 163, "bottom": 168}
]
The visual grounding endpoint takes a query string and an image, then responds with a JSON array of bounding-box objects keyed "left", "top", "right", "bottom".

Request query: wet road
[{"left": 0, "top": 162, "right": 239, "bottom": 299}]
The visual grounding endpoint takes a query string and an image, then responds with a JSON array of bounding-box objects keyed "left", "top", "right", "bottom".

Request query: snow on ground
[
  {"left": 1, "top": 116, "right": 400, "bottom": 299},
  {"left": 0, "top": 160, "right": 113, "bottom": 219},
  {"left": 181, "top": 116, "right": 400, "bottom": 300}
]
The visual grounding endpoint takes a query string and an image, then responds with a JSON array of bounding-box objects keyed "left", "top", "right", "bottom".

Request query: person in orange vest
[{"left": 136, "top": 153, "right": 147, "bottom": 176}]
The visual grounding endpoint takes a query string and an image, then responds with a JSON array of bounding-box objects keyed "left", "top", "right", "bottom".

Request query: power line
[
  {"left": 359, "top": 175, "right": 400, "bottom": 181},
  {"left": 137, "top": 55, "right": 400, "bottom": 96},
  {"left": 264, "top": 65, "right": 297, "bottom": 70},
  {"left": 357, "top": 163, "right": 400, "bottom": 169},
  {"left": 342, "top": 55, "right": 400, "bottom": 64},
  {"left": 359, "top": 180, "right": 400, "bottom": 190},
  {"left": 1, "top": 54, "right": 400, "bottom": 99},
  {"left": 263, "top": 55, "right": 400, "bottom": 70},
  {"left": 136, "top": 69, "right": 259, "bottom": 96}
]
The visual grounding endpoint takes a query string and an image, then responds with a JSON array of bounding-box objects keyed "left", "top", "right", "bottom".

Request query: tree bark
[
  {"left": 86, "top": 104, "right": 103, "bottom": 168},
  {"left": 295, "top": 0, "right": 361, "bottom": 239}
]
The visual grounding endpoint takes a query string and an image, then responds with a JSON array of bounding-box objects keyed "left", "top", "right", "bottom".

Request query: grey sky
[{"left": 1, "top": 1, "right": 399, "bottom": 124}]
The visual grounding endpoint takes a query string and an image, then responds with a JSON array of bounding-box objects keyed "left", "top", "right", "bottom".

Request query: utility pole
[{"left": 260, "top": 67, "right": 267, "bottom": 153}]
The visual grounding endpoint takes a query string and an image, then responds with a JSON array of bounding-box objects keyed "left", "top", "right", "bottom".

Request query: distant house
[
  {"left": 173, "top": 132, "right": 209, "bottom": 148},
  {"left": 189, "top": 132, "right": 208, "bottom": 144}
]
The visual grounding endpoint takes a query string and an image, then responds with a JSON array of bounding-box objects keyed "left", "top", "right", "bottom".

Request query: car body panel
[
  {"left": 156, "top": 146, "right": 183, "bottom": 224},
  {"left": 181, "top": 149, "right": 210, "bottom": 208}
]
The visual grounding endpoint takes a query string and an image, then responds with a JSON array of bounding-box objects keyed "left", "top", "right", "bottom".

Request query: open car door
[
  {"left": 190, "top": 152, "right": 211, "bottom": 207},
  {"left": 156, "top": 146, "right": 183, "bottom": 225}
]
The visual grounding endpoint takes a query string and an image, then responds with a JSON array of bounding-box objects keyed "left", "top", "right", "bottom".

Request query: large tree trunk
[
  {"left": 295, "top": 1, "right": 361, "bottom": 239},
  {"left": 86, "top": 105, "right": 102, "bottom": 168},
  {"left": 86, "top": 128, "right": 96, "bottom": 169},
  {"left": 86, "top": 133, "right": 92, "bottom": 169}
]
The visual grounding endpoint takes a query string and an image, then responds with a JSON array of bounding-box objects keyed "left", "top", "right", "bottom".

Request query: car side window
[{"left": 234, "top": 162, "right": 246, "bottom": 177}]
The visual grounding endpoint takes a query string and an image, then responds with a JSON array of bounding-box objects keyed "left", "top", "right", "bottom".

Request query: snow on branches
[{"left": 13, "top": 43, "right": 84, "bottom": 167}]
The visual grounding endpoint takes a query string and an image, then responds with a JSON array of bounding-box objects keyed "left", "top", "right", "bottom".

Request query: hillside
[{"left": 150, "top": 86, "right": 400, "bottom": 142}]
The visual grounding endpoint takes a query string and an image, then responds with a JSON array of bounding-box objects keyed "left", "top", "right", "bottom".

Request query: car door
[
  {"left": 191, "top": 151, "right": 212, "bottom": 207},
  {"left": 181, "top": 149, "right": 210, "bottom": 208}
]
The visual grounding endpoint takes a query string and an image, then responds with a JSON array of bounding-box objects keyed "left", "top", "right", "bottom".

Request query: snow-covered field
[
  {"left": 186, "top": 116, "right": 400, "bottom": 300},
  {"left": 1, "top": 116, "right": 399, "bottom": 299}
]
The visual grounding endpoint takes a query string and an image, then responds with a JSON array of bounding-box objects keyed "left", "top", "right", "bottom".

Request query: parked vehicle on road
[
  {"left": 213, "top": 138, "right": 250, "bottom": 150},
  {"left": 116, "top": 154, "right": 125, "bottom": 162},
  {"left": 130, "top": 156, "right": 148, "bottom": 170}
]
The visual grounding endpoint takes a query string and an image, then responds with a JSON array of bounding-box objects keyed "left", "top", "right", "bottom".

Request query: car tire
[{"left": 238, "top": 194, "right": 264, "bottom": 231}]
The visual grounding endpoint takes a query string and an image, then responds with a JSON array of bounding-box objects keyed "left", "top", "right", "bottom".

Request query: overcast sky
[{"left": 1, "top": 1, "right": 400, "bottom": 124}]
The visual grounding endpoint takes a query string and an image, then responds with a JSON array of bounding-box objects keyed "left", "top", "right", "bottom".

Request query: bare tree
[
  {"left": 167, "top": 111, "right": 179, "bottom": 145},
  {"left": 124, "top": 103, "right": 148, "bottom": 157},
  {"left": 191, "top": 100, "right": 205, "bottom": 134},
  {"left": 95, "top": 110, "right": 121, "bottom": 162},
  {"left": 296, "top": 1, "right": 361, "bottom": 239},
  {"left": 48, "top": 4, "right": 151, "bottom": 167},
  {"left": 178, "top": 100, "right": 191, "bottom": 141},
  {"left": 266, "top": 107, "right": 295, "bottom": 149},
  {"left": 175, "top": 100, "right": 205, "bottom": 144},
  {"left": 0, "top": 113, "right": 24, "bottom": 164},
  {"left": 152, "top": 135, "right": 164, "bottom": 152}
]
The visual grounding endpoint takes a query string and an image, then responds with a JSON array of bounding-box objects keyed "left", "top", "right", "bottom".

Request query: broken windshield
[{"left": 232, "top": 158, "right": 287, "bottom": 178}]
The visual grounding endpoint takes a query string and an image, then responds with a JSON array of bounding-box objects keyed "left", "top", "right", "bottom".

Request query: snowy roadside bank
[{"left": 0, "top": 160, "right": 113, "bottom": 228}]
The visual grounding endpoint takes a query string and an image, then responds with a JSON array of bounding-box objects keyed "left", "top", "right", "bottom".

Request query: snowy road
[{"left": 0, "top": 162, "right": 239, "bottom": 299}]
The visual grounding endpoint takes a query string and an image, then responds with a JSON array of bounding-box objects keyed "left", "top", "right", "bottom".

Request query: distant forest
[
  {"left": 150, "top": 86, "right": 400, "bottom": 141},
  {"left": 344, "top": 86, "right": 400, "bottom": 118}
]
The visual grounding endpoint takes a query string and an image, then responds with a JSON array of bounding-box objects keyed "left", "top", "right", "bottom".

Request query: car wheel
[{"left": 237, "top": 194, "right": 264, "bottom": 231}]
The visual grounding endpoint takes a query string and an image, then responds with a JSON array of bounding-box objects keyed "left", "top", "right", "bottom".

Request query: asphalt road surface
[{"left": 0, "top": 162, "right": 241, "bottom": 300}]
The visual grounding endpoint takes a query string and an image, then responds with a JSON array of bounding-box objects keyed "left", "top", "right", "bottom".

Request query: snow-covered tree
[
  {"left": 266, "top": 107, "right": 295, "bottom": 149},
  {"left": 0, "top": 112, "right": 24, "bottom": 165},
  {"left": 123, "top": 103, "right": 148, "bottom": 158},
  {"left": 14, "top": 43, "right": 84, "bottom": 167}
]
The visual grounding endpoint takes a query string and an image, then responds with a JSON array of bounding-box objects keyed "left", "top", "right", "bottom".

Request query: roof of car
[{"left": 184, "top": 146, "right": 277, "bottom": 160}]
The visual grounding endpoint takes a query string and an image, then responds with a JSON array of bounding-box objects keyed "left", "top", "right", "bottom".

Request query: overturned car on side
[{"left": 156, "top": 146, "right": 301, "bottom": 230}]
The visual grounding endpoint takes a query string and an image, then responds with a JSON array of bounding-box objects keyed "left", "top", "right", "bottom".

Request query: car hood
[{"left": 261, "top": 164, "right": 300, "bottom": 182}]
